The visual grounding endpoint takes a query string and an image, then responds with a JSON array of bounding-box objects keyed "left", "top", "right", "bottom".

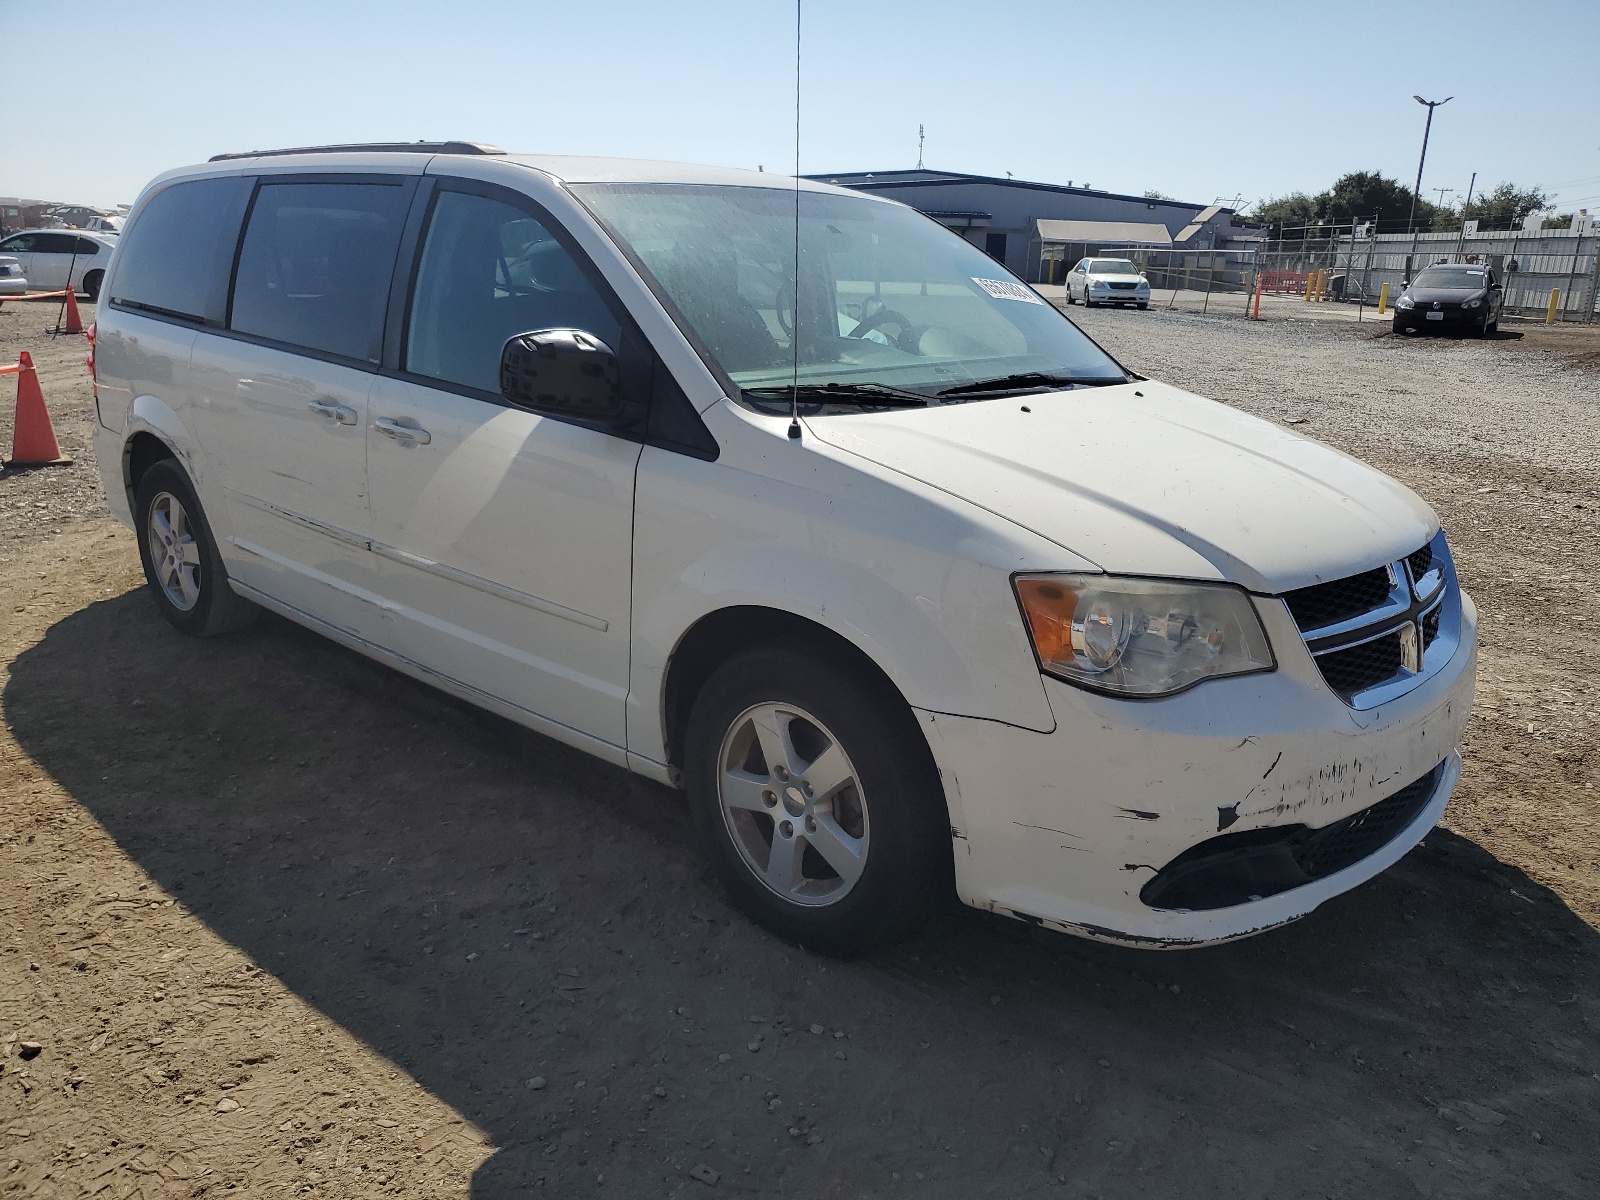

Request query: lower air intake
[{"left": 1140, "top": 766, "right": 1441, "bottom": 912}]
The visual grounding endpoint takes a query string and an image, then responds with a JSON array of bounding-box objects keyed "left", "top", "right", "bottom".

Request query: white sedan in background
[
  {"left": 0, "top": 255, "right": 26, "bottom": 296},
  {"left": 0, "top": 229, "right": 117, "bottom": 299},
  {"left": 1066, "top": 257, "right": 1150, "bottom": 309}
]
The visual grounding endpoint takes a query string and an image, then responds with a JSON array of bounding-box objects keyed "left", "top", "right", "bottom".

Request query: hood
[
  {"left": 805, "top": 381, "right": 1437, "bottom": 594},
  {"left": 1089, "top": 273, "right": 1146, "bottom": 284}
]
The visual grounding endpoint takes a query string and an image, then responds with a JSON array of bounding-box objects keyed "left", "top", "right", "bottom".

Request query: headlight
[
  {"left": 1464, "top": 298, "right": 1481, "bottom": 309},
  {"left": 1014, "top": 575, "right": 1274, "bottom": 697},
  {"left": 1396, "top": 296, "right": 1414, "bottom": 309}
]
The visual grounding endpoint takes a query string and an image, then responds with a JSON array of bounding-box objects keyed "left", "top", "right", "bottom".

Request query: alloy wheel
[
  {"left": 147, "top": 491, "right": 202, "bottom": 611},
  {"left": 716, "top": 702, "right": 870, "bottom": 907}
]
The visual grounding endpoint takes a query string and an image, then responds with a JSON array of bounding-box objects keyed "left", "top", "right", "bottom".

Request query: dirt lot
[{"left": 3, "top": 300, "right": 1598, "bottom": 1198}]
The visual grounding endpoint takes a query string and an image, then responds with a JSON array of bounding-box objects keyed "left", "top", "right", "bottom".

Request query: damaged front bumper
[{"left": 919, "top": 589, "right": 1477, "bottom": 948}]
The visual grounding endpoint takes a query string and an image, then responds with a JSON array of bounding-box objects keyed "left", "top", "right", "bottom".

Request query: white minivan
[{"left": 91, "top": 143, "right": 1476, "bottom": 953}]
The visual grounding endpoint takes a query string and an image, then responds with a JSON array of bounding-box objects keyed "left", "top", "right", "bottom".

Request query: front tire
[
  {"left": 1136, "top": 302, "right": 1148, "bottom": 310},
  {"left": 134, "top": 459, "right": 258, "bottom": 636},
  {"left": 683, "top": 645, "right": 948, "bottom": 955}
]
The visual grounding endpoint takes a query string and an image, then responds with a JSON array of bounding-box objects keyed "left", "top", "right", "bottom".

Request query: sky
[{"left": 4, "top": 0, "right": 1598, "bottom": 215}]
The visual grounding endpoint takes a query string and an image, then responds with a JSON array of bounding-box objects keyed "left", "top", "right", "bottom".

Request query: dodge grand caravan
[{"left": 92, "top": 142, "right": 1477, "bottom": 953}]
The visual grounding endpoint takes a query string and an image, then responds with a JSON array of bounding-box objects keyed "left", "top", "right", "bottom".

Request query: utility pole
[
  {"left": 1453, "top": 171, "right": 1477, "bottom": 260},
  {"left": 917, "top": 124, "right": 925, "bottom": 170},
  {"left": 1407, "top": 94, "right": 1452, "bottom": 282},
  {"left": 1433, "top": 187, "right": 1455, "bottom": 208}
]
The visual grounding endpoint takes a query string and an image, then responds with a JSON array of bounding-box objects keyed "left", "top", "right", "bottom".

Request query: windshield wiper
[
  {"left": 743, "top": 382, "right": 932, "bottom": 408},
  {"left": 936, "top": 372, "right": 1125, "bottom": 398}
]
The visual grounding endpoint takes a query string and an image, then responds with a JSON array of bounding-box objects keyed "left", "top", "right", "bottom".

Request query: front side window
[
  {"left": 0, "top": 234, "right": 38, "bottom": 253},
  {"left": 405, "top": 189, "right": 620, "bottom": 394},
  {"left": 110, "top": 177, "right": 251, "bottom": 322},
  {"left": 574, "top": 184, "right": 1124, "bottom": 404},
  {"left": 230, "top": 181, "right": 410, "bottom": 361}
]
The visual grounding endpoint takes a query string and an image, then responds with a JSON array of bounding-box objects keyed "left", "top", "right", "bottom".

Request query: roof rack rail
[{"left": 209, "top": 140, "right": 505, "bottom": 162}]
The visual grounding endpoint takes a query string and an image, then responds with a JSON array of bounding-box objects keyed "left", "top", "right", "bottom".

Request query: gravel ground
[{"left": 3, "top": 304, "right": 1598, "bottom": 1198}]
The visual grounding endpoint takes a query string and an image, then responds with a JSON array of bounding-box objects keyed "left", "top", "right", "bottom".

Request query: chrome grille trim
[{"left": 1286, "top": 531, "right": 1460, "bottom": 710}]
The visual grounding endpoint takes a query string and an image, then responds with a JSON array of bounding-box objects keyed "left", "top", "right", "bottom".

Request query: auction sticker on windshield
[{"left": 972, "top": 277, "right": 1046, "bottom": 305}]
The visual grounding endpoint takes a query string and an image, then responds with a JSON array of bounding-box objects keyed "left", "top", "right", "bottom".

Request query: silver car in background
[
  {"left": 0, "top": 255, "right": 27, "bottom": 296},
  {"left": 1066, "top": 257, "right": 1150, "bottom": 309}
]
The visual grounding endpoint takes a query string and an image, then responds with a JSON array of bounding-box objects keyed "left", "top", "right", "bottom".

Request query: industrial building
[{"left": 808, "top": 169, "right": 1262, "bottom": 283}]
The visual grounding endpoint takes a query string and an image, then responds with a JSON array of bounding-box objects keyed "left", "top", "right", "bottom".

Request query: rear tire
[
  {"left": 134, "top": 459, "right": 258, "bottom": 637},
  {"left": 82, "top": 270, "right": 103, "bottom": 301},
  {"left": 682, "top": 645, "right": 948, "bottom": 956}
]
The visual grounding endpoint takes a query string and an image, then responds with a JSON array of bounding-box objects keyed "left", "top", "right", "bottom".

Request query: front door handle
[
  {"left": 308, "top": 400, "right": 358, "bottom": 426},
  {"left": 374, "top": 416, "right": 432, "bottom": 445}
]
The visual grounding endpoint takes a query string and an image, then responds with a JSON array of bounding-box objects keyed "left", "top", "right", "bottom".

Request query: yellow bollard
[
  {"left": 1546, "top": 288, "right": 1560, "bottom": 324},
  {"left": 1304, "top": 272, "right": 1314, "bottom": 301},
  {"left": 1377, "top": 282, "right": 1389, "bottom": 315}
]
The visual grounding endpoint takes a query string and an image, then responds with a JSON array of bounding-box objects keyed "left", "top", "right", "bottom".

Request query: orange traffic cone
[
  {"left": 61, "top": 287, "right": 85, "bottom": 335},
  {"left": 6, "top": 351, "right": 73, "bottom": 467}
]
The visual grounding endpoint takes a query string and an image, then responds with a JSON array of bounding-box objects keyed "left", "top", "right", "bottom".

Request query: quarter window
[
  {"left": 230, "top": 181, "right": 410, "bottom": 362},
  {"left": 109, "top": 177, "right": 251, "bottom": 322},
  {"left": 405, "top": 189, "right": 621, "bottom": 394}
]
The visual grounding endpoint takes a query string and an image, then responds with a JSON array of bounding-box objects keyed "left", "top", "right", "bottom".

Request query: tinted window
[
  {"left": 75, "top": 238, "right": 103, "bottom": 256},
  {"left": 110, "top": 178, "right": 249, "bottom": 321},
  {"left": 34, "top": 233, "right": 81, "bottom": 254},
  {"left": 405, "top": 189, "right": 620, "bottom": 393},
  {"left": 231, "top": 181, "right": 410, "bottom": 362},
  {"left": 0, "top": 234, "right": 38, "bottom": 253}
]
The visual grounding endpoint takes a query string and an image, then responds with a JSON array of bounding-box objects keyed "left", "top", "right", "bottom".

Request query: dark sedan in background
[{"left": 1393, "top": 264, "right": 1503, "bottom": 336}]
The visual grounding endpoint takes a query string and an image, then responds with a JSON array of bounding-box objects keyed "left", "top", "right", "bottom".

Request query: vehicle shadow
[{"left": 7, "top": 592, "right": 1598, "bottom": 1199}]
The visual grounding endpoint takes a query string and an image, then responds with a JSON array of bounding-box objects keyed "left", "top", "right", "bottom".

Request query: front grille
[
  {"left": 1108, "top": 281, "right": 1138, "bottom": 290},
  {"left": 1407, "top": 544, "right": 1433, "bottom": 581},
  {"left": 1315, "top": 631, "right": 1404, "bottom": 699},
  {"left": 1421, "top": 605, "right": 1440, "bottom": 650},
  {"left": 1284, "top": 566, "right": 1392, "bottom": 632},
  {"left": 1140, "top": 765, "right": 1441, "bottom": 911}
]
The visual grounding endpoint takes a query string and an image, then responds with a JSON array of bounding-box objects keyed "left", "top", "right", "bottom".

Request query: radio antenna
[{"left": 787, "top": 0, "right": 803, "bottom": 441}]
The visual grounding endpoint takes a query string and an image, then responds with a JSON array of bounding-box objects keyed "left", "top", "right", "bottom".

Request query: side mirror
[{"left": 499, "top": 328, "right": 622, "bottom": 422}]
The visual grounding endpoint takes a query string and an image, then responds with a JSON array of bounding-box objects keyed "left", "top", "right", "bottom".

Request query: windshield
[
  {"left": 572, "top": 183, "right": 1126, "bottom": 401},
  {"left": 1413, "top": 267, "right": 1489, "bottom": 290},
  {"left": 1087, "top": 259, "right": 1138, "bottom": 275}
]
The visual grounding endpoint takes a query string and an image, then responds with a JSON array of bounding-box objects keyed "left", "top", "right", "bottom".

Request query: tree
[
  {"left": 1248, "top": 192, "right": 1317, "bottom": 234},
  {"left": 1246, "top": 172, "right": 1445, "bottom": 236},
  {"left": 1461, "top": 182, "right": 1554, "bottom": 230},
  {"left": 1142, "top": 189, "right": 1174, "bottom": 201}
]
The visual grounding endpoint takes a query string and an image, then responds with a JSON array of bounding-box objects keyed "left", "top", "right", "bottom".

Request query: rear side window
[
  {"left": 405, "top": 189, "right": 621, "bottom": 393},
  {"left": 230, "top": 181, "right": 410, "bottom": 363},
  {"left": 34, "top": 233, "right": 82, "bottom": 254},
  {"left": 110, "top": 177, "right": 250, "bottom": 322}
]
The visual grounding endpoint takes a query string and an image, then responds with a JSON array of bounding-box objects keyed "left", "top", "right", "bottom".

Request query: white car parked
[
  {"left": 0, "top": 228, "right": 116, "bottom": 299},
  {"left": 1066, "top": 257, "right": 1150, "bottom": 308},
  {"left": 91, "top": 144, "right": 1476, "bottom": 954},
  {"left": 0, "top": 254, "right": 26, "bottom": 296}
]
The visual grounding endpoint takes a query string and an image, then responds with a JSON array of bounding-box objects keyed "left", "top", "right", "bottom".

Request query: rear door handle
[
  {"left": 308, "top": 400, "right": 358, "bottom": 426},
  {"left": 374, "top": 416, "right": 432, "bottom": 445}
]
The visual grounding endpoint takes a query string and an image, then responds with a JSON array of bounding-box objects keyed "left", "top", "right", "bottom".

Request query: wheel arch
[
  {"left": 123, "top": 430, "right": 178, "bottom": 515},
  {"left": 661, "top": 605, "right": 931, "bottom": 782}
]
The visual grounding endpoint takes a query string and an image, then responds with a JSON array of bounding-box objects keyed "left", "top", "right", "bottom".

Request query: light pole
[{"left": 1407, "top": 94, "right": 1451, "bottom": 280}]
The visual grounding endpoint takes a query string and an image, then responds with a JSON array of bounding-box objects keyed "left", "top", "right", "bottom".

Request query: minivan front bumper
[{"left": 918, "top": 589, "right": 1477, "bottom": 947}]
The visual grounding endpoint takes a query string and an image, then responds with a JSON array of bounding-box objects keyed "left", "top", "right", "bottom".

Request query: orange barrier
[
  {"left": 0, "top": 289, "right": 71, "bottom": 307},
  {"left": 4, "top": 350, "right": 72, "bottom": 467},
  {"left": 1251, "top": 278, "right": 1263, "bottom": 320}
]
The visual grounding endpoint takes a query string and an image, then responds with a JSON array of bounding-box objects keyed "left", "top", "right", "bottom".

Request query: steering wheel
[{"left": 847, "top": 305, "right": 915, "bottom": 341}]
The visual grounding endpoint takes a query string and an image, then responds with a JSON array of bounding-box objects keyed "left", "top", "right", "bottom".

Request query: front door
[
  {"left": 188, "top": 176, "right": 416, "bottom": 643},
  {"left": 365, "top": 183, "right": 642, "bottom": 747},
  {"left": 23, "top": 232, "right": 86, "bottom": 290}
]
